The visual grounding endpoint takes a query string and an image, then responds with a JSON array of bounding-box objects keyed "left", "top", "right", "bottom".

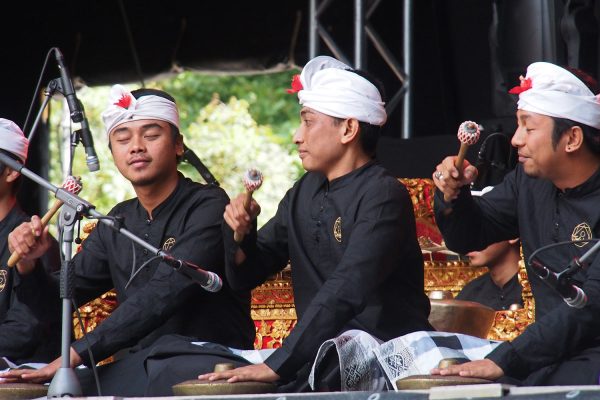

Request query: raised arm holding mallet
[
  {"left": 7, "top": 175, "right": 82, "bottom": 267},
  {"left": 233, "top": 168, "right": 263, "bottom": 243}
]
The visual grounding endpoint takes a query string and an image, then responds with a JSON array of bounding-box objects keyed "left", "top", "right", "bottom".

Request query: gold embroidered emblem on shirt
[
  {"left": 163, "top": 237, "right": 176, "bottom": 251},
  {"left": 333, "top": 217, "right": 342, "bottom": 243},
  {"left": 572, "top": 222, "right": 592, "bottom": 248},
  {"left": 0, "top": 270, "right": 7, "bottom": 292}
]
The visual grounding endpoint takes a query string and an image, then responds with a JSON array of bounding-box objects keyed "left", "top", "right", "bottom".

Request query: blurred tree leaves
[{"left": 154, "top": 70, "right": 301, "bottom": 150}]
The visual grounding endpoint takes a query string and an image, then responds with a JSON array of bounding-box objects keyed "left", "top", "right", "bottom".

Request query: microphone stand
[
  {"left": 26, "top": 80, "right": 57, "bottom": 142},
  {"left": 50, "top": 195, "right": 85, "bottom": 397}
]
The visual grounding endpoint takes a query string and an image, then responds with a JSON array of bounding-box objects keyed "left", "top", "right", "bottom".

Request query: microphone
[
  {"left": 78, "top": 101, "right": 100, "bottom": 172},
  {"left": 530, "top": 259, "right": 587, "bottom": 308},
  {"left": 160, "top": 253, "right": 222, "bottom": 292},
  {"left": 54, "top": 48, "right": 100, "bottom": 172},
  {"left": 54, "top": 48, "right": 83, "bottom": 123}
]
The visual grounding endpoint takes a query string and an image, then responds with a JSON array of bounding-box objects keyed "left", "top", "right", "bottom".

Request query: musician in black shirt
[
  {"left": 431, "top": 63, "right": 600, "bottom": 384},
  {"left": 196, "top": 55, "right": 432, "bottom": 390},
  {"left": 4, "top": 86, "right": 254, "bottom": 395}
]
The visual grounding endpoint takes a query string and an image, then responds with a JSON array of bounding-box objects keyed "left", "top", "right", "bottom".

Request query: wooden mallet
[
  {"left": 443, "top": 121, "right": 481, "bottom": 202},
  {"left": 234, "top": 168, "right": 263, "bottom": 243},
  {"left": 7, "top": 175, "right": 82, "bottom": 267}
]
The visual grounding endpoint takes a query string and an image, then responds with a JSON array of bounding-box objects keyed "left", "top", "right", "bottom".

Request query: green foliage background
[
  {"left": 48, "top": 70, "right": 303, "bottom": 230},
  {"left": 157, "top": 70, "right": 301, "bottom": 149}
]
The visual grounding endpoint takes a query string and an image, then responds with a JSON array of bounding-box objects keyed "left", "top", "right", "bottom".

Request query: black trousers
[
  {"left": 143, "top": 334, "right": 253, "bottom": 396},
  {"left": 76, "top": 344, "right": 152, "bottom": 397},
  {"left": 76, "top": 334, "right": 345, "bottom": 396},
  {"left": 144, "top": 335, "right": 344, "bottom": 395},
  {"left": 76, "top": 334, "right": 253, "bottom": 396},
  {"left": 504, "top": 345, "right": 600, "bottom": 386}
]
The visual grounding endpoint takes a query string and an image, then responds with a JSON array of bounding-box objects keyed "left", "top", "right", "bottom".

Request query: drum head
[
  {"left": 0, "top": 383, "right": 48, "bottom": 399},
  {"left": 172, "top": 379, "right": 277, "bottom": 396},
  {"left": 397, "top": 374, "right": 493, "bottom": 390}
]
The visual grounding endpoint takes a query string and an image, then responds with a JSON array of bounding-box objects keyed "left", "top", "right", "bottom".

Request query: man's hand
[
  {"left": 7, "top": 216, "right": 52, "bottom": 275},
  {"left": 224, "top": 193, "right": 261, "bottom": 240},
  {"left": 197, "top": 363, "right": 279, "bottom": 383},
  {"left": 0, "top": 347, "right": 82, "bottom": 384},
  {"left": 430, "top": 359, "right": 504, "bottom": 380},
  {"left": 432, "top": 156, "right": 478, "bottom": 202}
]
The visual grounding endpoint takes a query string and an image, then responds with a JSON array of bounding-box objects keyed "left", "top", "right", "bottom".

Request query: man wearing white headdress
[
  {"left": 4, "top": 88, "right": 255, "bottom": 396},
  {"left": 183, "top": 55, "right": 433, "bottom": 391},
  {"left": 432, "top": 62, "right": 600, "bottom": 385},
  {"left": 0, "top": 119, "right": 61, "bottom": 365}
]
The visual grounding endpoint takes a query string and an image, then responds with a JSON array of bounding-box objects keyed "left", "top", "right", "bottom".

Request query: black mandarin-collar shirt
[
  {"left": 435, "top": 165, "right": 600, "bottom": 379},
  {"left": 225, "top": 161, "right": 433, "bottom": 379},
  {"left": 456, "top": 272, "right": 523, "bottom": 311},
  {"left": 22, "top": 174, "right": 255, "bottom": 365}
]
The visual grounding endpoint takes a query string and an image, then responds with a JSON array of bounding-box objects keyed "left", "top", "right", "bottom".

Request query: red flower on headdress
[
  {"left": 115, "top": 93, "right": 132, "bottom": 109},
  {"left": 286, "top": 74, "right": 303, "bottom": 94},
  {"left": 508, "top": 75, "right": 532, "bottom": 94}
]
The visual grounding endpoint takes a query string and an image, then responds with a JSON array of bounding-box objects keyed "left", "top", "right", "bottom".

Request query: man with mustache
[{"left": 431, "top": 62, "right": 600, "bottom": 385}]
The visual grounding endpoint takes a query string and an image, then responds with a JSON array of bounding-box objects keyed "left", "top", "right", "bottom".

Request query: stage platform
[{"left": 25, "top": 384, "right": 600, "bottom": 400}]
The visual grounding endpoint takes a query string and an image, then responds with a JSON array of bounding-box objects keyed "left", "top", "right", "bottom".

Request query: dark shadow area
[{"left": 0, "top": 0, "right": 597, "bottom": 214}]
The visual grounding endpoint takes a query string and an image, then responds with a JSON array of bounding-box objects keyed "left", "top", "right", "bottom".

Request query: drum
[
  {"left": 396, "top": 358, "right": 493, "bottom": 390},
  {"left": 396, "top": 374, "right": 493, "bottom": 390},
  {"left": 428, "top": 299, "right": 496, "bottom": 338},
  {"left": 0, "top": 383, "right": 48, "bottom": 399},
  {"left": 172, "top": 363, "right": 277, "bottom": 396}
]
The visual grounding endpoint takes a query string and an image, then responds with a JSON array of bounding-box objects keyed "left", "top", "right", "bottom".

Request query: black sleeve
[
  {"left": 71, "top": 193, "right": 228, "bottom": 365},
  {"left": 434, "top": 169, "right": 520, "bottom": 254},
  {"left": 223, "top": 189, "right": 292, "bottom": 291},
  {"left": 4, "top": 235, "right": 62, "bottom": 362},
  {"left": 264, "top": 181, "right": 417, "bottom": 378},
  {"left": 0, "top": 267, "right": 47, "bottom": 361},
  {"left": 17, "top": 227, "right": 116, "bottom": 309}
]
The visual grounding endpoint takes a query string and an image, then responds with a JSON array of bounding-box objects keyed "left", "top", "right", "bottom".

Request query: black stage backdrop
[{"left": 0, "top": 0, "right": 596, "bottom": 214}]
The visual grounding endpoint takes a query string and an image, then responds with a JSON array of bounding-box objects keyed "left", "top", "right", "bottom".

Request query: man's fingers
[
  {"left": 23, "top": 231, "right": 39, "bottom": 248},
  {"left": 0, "top": 370, "right": 22, "bottom": 379},
  {"left": 431, "top": 360, "right": 503, "bottom": 380},
  {"left": 39, "top": 226, "right": 51, "bottom": 248},
  {"left": 29, "top": 216, "right": 44, "bottom": 236},
  {"left": 225, "top": 197, "right": 255, "bottom": 236},
  {"left": 198, "top": 371, "right": 232, "bottom": 381},
  {"left": 463, "top": 165, "right": 479, "bottom": 183},
  {"left": 0, "top": 377, "right": 22, "bottom": 383},
  {"left": 0, "top": 368, "right": 47, "bottom": 383}
]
